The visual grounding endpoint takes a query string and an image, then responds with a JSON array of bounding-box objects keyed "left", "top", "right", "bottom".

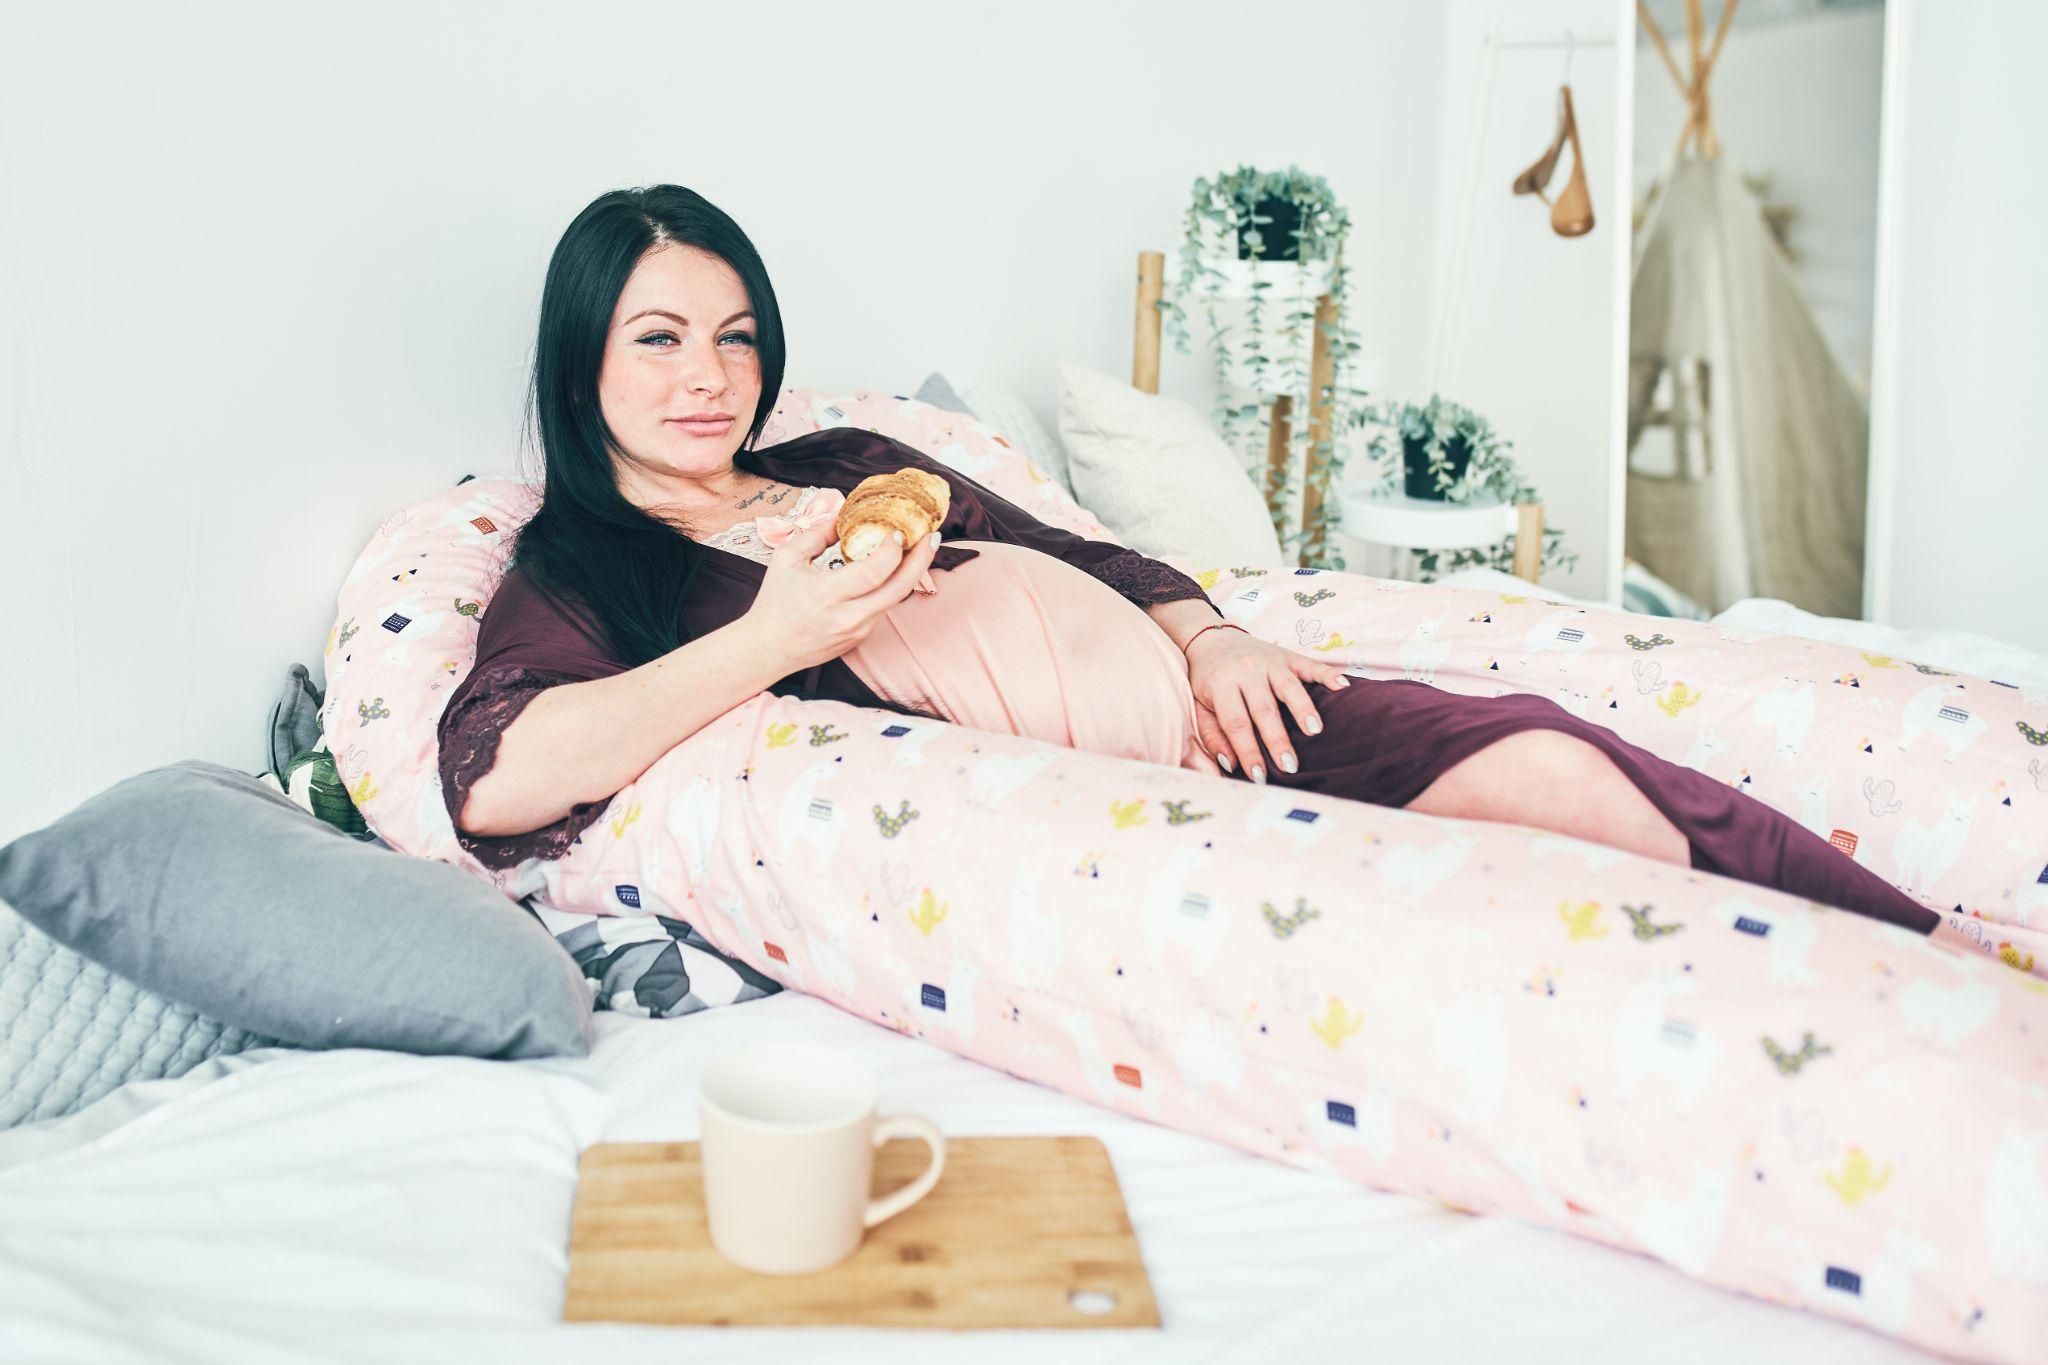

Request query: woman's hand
[
  {"left": 743, "top": 517, "right": 940, "bottom": 675},
  {"left": 1186, "top": 627, "right": 1351, "bottom": 783}
]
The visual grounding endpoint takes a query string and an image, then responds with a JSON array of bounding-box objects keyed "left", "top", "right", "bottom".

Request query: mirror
[{"left": 1624, "top": 0, "right": 1887, "bottom": 620}]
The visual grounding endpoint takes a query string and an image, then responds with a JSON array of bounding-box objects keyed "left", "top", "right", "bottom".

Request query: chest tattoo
[{"left": 733, "top": 482, "right": 795, "bottom": 512}]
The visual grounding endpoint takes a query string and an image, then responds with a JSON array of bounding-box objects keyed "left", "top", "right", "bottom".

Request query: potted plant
[
  {"left": 1161, "top": 165, "right": 1370, "bottom": 569},
  {"left": 1239, "top": 193, "right": 1302, "bottom": 260},
  {"left": 1371, "top": 396, "right": 1579, "bottom": 581},
  {"left": 1396, "top": 395, "right": 1483, "bottom": 500}
]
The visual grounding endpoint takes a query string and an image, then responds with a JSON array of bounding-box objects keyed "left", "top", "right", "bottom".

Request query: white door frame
[
  {"left": 1611, "top": 0, "right": 1911, "bottom": 623},
  {"left": 1862, "top": 0, "right": 1913, "bottom": 626},
  {"left": 1604, "top": 0, "right": 1636, "bottom": 609}
]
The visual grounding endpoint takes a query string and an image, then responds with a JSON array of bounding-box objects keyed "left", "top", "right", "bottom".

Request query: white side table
[{"left": 1334, "top": 485, "right": 1545, "bottom": 584}]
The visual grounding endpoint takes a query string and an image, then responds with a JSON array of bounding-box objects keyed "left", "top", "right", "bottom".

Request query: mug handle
[{"left": 863, "top": 1114, "right": 946, "bottom": 1229}]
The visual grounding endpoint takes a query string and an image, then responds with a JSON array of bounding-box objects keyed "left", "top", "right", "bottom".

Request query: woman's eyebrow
[{"left": 622, "top": 308, "right": 755, "bottom": 326}]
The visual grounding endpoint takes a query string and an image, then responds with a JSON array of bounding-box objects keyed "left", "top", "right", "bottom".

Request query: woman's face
[{"left": 599, "top": 243, "right": 763, "bottom": 484}]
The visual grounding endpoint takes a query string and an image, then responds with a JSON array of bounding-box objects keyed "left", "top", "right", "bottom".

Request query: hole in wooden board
[{"left": 1067, "top": 1289, "right": 1117, "bottom": 1315}]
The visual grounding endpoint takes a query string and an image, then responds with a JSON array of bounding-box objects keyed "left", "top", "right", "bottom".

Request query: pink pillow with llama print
[
  {"left": 480, "top": 686, "right": 2048, "bottom": 1365},
  {"left": 758, "top": 387, "right": 1116, "bottom": 542},
  {"left": 326, "top": 474, "right": 2048, "bottom": 977},
  {"left": 324, "top": 475, "right": 2048, "bottom": 1360},
  {"left": 321, "top": 478, "right": 539, "bottom": 879}
]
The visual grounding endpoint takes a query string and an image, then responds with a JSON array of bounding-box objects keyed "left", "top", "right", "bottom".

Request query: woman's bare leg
[
  {"left": 1403, "top": 731, "right": 1691, "bottom": 865},
  {"left": 1241, "top": 677, "right": 1937, "bottom": 929}
]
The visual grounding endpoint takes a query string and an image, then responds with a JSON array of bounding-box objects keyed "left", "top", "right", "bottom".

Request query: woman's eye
[{"left": 635, "top": 331, "right": 752, "bottom": 349}]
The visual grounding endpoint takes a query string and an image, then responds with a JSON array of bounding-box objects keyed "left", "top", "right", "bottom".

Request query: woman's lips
[{"left": 667, "top": 415, "right": 735, "bottom": 435}]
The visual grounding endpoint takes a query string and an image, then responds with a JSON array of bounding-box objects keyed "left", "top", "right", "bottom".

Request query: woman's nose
[{"left": 679, "top": 336, "right": 727, "bottom": 395}]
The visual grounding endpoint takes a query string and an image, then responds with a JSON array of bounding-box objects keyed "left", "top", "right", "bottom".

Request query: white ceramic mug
[{"left": 698, "top": 1041, "right": 946, "bottom": 1275}]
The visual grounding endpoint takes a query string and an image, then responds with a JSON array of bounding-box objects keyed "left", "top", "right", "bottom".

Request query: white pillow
[{"left": 1055, "top": 359, "right": 1285, "bottom": 564}]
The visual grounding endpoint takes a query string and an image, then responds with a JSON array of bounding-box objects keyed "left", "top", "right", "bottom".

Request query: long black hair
[{"left": 511, "top": 185, "right": 788, "bottom": 668}]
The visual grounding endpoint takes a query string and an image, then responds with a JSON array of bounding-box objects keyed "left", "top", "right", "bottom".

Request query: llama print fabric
[{"left": 323, "top": 392, "right": 2048, "bottom": 1363}]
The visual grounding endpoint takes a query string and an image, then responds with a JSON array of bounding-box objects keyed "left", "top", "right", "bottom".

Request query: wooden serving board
[{"left": 563, "top": 1135, "right": 1159, "bottom": 1329}]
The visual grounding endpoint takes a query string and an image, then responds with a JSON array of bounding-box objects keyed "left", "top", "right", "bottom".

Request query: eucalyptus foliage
[
  {"left": 1161, "top": 165, "right": 1370, "bottom": 569},
  {"left": 1373, "top": 395, "right": 1579, "bottom": 581}
]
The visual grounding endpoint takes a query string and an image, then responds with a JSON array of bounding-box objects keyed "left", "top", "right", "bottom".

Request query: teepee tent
[{"left": 1625, "top": 0, "right": 1868, "bottom": 619}]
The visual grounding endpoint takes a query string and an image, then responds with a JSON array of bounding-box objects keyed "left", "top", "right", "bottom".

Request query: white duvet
[
  {"left": 0, "top": 994, "right": 1935, "bottom": 1363},
  {"left": 1437, "top": 568, "right": 2048, "bottom": 686}
]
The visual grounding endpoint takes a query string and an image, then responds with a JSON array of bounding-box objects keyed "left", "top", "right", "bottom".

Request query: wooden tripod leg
[
  {"left": 1300, "top": 286, "right": 1338, "bottom": 563},
  {"left": 1265, "top": 394, "right": 1293, "bottom": 529},
  {"left": 1133, "top": 251, "right": 1164, "bottom": 395},
  {"left": 1513, "top": 502, "right": 1545, "bottom": 583}
]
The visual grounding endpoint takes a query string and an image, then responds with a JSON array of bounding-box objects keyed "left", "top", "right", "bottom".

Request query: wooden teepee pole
[
  {"left": 1637, "top": 0, "right": 1688, "bottom": 99},
  {"left": 1695, "top": 0, "right": 1742, "bottom": 157},
  {"left": 1653, "top": 0, "right": 1742, "bottom": 160},
  {"left": 1683, "top": 0, "right": 1706, "bottom": 154},
  {"left": 1704, "top": 0, "right": 1739, "bottom": 74}
]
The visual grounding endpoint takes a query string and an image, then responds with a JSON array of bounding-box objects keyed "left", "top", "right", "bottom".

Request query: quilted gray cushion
[
  {"left": 0, "top": 761, "right": 594, "bottom": 1061},
  {"left": 0, "top": 897, "right": 291, "bottom": 1130}
]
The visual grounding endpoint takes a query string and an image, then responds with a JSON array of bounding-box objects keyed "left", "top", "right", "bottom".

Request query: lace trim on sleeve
[
  {"left": 436, "top": 663, "right": 616, "bottom": 872},
  {"left": 1087, "top": 550, "right": 1224, "bottom": 616}
]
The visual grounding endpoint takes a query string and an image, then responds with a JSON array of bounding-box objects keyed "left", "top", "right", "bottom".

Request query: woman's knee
[
  {"left": 1408, "top": 729, "right": 1599, "bottom": 822},
  {"left": 1412, "top": 730, "right": 1681, "bottom": 841},
  {"left": 1501, "top": 731, "right": 1688, "bottom": 859}
]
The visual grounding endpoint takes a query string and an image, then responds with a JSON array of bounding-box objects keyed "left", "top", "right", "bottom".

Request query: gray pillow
[
  {"left": 912, "top": 370, "right": 975, "bottom": 415},
  {"left": 267, "top": 662, "right": 326, "bottom": 784},
  {"left": 0, "top": 761, "right": 593, "bottom": 1060}
]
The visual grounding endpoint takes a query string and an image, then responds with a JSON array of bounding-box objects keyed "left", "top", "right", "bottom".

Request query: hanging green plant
[{"left": 1160, "top": 164, "right": 1372, "bottom": 570}]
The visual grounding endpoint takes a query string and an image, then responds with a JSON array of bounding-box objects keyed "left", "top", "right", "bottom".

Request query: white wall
[
  {"left": 1420, "top": 0, "right": 1631, "bottom": 604},
  {"left": 1874, "top": 0, "right": 2048, "bottom": 651},
  {"left": 1632, "top": 5, "right": 1885, "bottom": 392},
  {"left": 0, "top": 0, "right": 1450, "bottom": 840}
]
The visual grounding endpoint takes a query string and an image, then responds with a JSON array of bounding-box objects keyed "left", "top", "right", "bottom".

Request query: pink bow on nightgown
[{"left": 755, "top": 486, "right": 937, "bottom": 594}]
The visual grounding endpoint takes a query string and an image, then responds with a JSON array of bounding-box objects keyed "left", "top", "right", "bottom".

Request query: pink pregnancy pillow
[{"left": 321, "top": 478, "right": 538, "bottom": 878}]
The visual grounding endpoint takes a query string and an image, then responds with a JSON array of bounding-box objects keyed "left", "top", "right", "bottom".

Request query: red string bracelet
[{"left": 1182, "top": 621, "right": 1248, "bottom": 655}]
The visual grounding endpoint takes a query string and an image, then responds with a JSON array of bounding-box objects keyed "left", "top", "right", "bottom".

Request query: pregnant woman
[{"left": 439, "top": 184, "right": 1936, "bottom": 934}]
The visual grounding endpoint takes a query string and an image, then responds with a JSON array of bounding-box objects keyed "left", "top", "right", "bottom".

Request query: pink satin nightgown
[{"left": 703, "top": 485, "right": 1208, "bottom": 771}]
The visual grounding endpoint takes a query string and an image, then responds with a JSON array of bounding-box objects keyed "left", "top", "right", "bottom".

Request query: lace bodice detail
[{"left": 697, "top": 485, "right": 844, "bottom": 567}]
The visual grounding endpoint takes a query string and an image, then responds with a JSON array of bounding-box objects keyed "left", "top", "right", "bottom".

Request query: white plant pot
[{"left": 1194, "top": 250, "right": 1339, "bottom": 397}]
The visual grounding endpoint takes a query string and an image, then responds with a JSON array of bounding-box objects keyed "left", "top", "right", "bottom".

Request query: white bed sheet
[
  {"left": 0, "top": 993, "right": 1935, "bottom": 1364},
  {"left": 1710, "top": 596, "right": 2048, "bottom": 689},
  {"left": 1436, "top": 567, "right": 2048, "bottom": 686}
]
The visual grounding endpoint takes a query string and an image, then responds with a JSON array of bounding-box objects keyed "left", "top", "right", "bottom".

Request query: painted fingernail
[
  {"left": 1251, "top": 765, "right": 1266, "bottom": 785},
  {"left": 1333, "top": 676, "right": 1351, "bottom": 689},
  {"left": 892, "top": 530, "right": 905, "bottom": 545},
  {"left": 1279, "top": 753, "right": 1298, "bottom": 774},
  {"left": 1304, "top": 716, "right": 1322, "bottom": 735},
  {"left": 930, "top": 531, "right": 942, "bottom": 548},
  {"left": 1216, "top": 752, "right": 1234, "bottom": 774}
]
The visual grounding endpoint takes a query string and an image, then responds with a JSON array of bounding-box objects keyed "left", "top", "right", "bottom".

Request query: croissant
[{"left": 836, "top": 468, "right": 951, "bottom": 562}]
